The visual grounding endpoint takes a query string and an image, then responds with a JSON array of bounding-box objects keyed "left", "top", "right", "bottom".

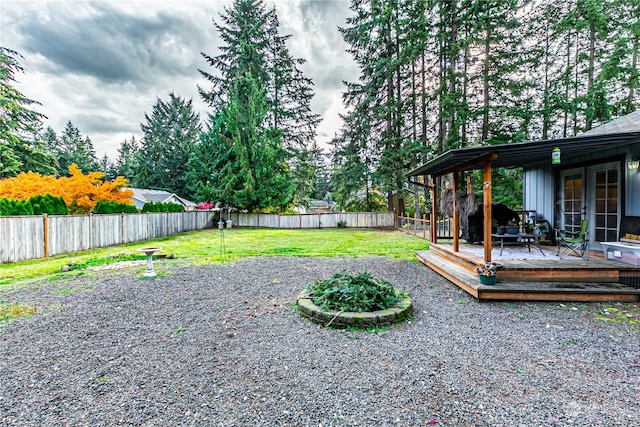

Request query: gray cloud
[
  {"left": 1, "top": 0, "right": 355, "bottom": 157},
  {"left": 16, "top": 2, "right": 215, "bottom": 85}
]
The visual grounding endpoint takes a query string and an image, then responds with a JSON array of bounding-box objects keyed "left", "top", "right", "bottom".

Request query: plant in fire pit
[
  {"left": 297, "top": 271, "right": 412, "bottom": 329},
  {"left": 308, "top": 271, "right": 406, "bottom": 312}
]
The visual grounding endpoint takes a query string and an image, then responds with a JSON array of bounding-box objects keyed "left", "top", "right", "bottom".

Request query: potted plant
[
  {"left": 476, "top": 263, "right": 498, "bottom": 285},
  {"left": 506, "top": 218, "right": 520, "bottom": 235}
]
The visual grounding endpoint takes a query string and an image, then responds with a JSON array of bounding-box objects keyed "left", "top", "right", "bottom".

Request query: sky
[{"left": 0, "top": 0, "right": 358, "bottom": 160}]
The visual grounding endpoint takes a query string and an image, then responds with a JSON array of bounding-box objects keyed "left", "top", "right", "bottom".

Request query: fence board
[
  {"left": 0, "top": 216, "right": 44, "bottom": 263},
  {"left": 48, "top": 215, "right": 90, "bottom": 257},
  {"left": 92, "top": 214, "right": 122, "bottom": 248},
  {"left": 123, "top": 214, "right": 148, "bottom": 243}
]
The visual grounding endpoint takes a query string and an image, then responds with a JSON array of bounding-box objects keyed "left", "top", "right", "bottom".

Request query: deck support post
[
  {"left": 430, "top": 180, "right": 437, "bottom": 243},
  {"left": 483, "top": 162, "right": 492, "bottom": 263},
  {"left": 452, "top": 172, "right": 459, "bottom": 252}
]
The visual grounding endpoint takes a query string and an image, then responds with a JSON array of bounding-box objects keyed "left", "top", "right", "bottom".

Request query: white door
[
  {"left": 558, "top": 168, "right": 585, "bottom": 234},
  {"left": 587, "top": 162, "right": 620, "bottom": 251}
]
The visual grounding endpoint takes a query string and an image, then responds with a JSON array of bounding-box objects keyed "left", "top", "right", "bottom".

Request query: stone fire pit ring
[{"left": 296, "top": 289, "right": 413, "bottom": 329}]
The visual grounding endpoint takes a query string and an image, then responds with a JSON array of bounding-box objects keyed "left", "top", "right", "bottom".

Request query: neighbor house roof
[
  {"left": 406, "top": 131, "right": 640, "bottom": 178},
  {"left": 124, "top": 188, "right": 196, "bottom": 210}
]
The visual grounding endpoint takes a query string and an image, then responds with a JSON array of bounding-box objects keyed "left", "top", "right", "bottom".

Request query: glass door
[
  {"left": 559, "top": 168, "right": 584, "bottom": 234},
  {"left": 589, "top": 163, "right": 620, "bottom": 247}
]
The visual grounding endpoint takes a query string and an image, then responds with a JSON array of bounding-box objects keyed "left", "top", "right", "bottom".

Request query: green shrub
[
  {"left": 307, "top": 271, "right": 407, "bottom": 312},
  {"left": 28, "top": 194, "right": 68, "bottom": 215},
  {"left": 141, "top": 201, "right": 184, "bottom": 213},
  {"left": 93, "top": 200, "right": 138, "bottom": 214},
  {"left": 0, "top": 199, "right": 35, "bottom": 216}
]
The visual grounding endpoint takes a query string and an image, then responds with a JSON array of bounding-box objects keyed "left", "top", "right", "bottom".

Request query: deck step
[{"left": 416, "top": 249, "right": 640, "bottom": 302}]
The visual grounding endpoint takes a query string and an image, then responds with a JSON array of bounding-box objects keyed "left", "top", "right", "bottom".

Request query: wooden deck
[{"left": 417, "top": 243, "right": 640, "bottom": 302}]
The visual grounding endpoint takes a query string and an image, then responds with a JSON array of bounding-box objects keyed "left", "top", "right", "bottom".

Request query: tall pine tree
[
  {"left": 196, "top": 0, "right": 318, "bottom": 211},
  {"left": 136, "top": 92, "right": 201, "bottom": 198}
]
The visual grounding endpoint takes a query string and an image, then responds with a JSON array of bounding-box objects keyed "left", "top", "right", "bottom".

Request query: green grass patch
[
  {"left": 0, "top": 303, "right": 39, "bottom": 322},
  {"left": 0, "top": 228, "right": 427, "bottom": 287}
]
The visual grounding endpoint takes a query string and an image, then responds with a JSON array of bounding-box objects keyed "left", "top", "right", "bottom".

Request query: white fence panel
[
  {"left": 279, "top": 215, "right": 301, "bottom": 228},
  {"left": 232, "top": 212, "right": 395, "bottom": 229},
  {"left": 258, "top": 214, "right": 279, "bottom": 228},
  {"left": 48, "top": 215, "right": 90, "bottom": 257},
  {"left": 122, "top": 213, "right": 148, "bottom": 243},
  {"left": 0, "top": 216, "right": 44, "bottom": 263},
  {"left": 92, "top": 214, "right": 122, "bottom": 248},
  {"left": 198, "top": 211, "right": 215, "bottom": 229},
  {"left": 147, "top": 213, "right": 168, "bottom": 239},
  {"left": 167, "top": 212, "right": 183, "bottom": 236},
  {"left": 319, "top": 213, "right": 338, "bottom": 228},
  {"left": 300, "top": 214, "right": 320, "bottom": 228}
]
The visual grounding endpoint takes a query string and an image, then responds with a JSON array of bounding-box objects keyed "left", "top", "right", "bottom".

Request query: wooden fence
[
  {"left": 0, "top": 211, "right": 396, "bottom": 263},
  {"left": 230, "top": 212, "right": 396, "bottom": 229},
  {"left": 0, "top": 211, "right": 215, "bottom": 263}
]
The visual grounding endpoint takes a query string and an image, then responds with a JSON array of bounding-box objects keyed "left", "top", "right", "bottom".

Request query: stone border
[{"left": 296, "top": 289, "right": 413, "bottom": 329}]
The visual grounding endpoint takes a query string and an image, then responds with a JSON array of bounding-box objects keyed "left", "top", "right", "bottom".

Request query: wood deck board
[{"left": 416, "top": 248, "right": 640, "bottom": 302}]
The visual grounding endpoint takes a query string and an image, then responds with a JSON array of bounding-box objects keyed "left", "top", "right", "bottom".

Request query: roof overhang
[{"left": 406, "top": 131, "right": 640, "bottom": 178}]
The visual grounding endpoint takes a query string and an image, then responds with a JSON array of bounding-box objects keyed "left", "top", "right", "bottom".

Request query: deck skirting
[{"left": 417, "top": 244, "right": 640, "bottom": 302}]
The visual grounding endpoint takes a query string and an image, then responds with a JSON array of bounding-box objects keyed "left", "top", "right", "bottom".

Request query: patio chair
[{"left": 555, "top": 219, "right": 589, "bottom": 260}]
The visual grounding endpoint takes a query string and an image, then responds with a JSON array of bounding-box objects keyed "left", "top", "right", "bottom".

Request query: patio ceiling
[{"left": 406, "top": 131, "right": 640, "bottom": 178}]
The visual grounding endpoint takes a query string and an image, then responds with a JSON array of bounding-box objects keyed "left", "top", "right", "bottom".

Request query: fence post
[
  {"left": 423, "top": 214, "right": 426, "bottom": 239},
  {"left": 43, "top": 213, "right": 49, "bottom": 258},
  {"left": 89, "top": 213, "right": 93, "bottom": 250},
  {"left": 121, "top": 213, "right": 125, "bottom": 244}
]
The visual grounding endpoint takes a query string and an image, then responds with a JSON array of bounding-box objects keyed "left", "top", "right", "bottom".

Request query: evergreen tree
[
  {"left": 52, "top": 121, "right": 99, "bottom": 175},
  {"left": 136, "top": 92, "right": 201, "bottom": 198},
  {"left": 0, "top": 47, "right": 57, "bottom": 177},
  {"left": 114, "top": 136, "right": 140, "bottom": 183},
  {"left": 204, "top": 73, "right": 293, "bottom": 211},
  {"left": 197, "top": 0, "right": 317, "bottom": 211},
  {"left": 98, "top": 153, "right": 117, "bottom": 181}
]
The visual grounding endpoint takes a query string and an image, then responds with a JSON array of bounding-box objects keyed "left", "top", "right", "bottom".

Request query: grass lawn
[{"left": 0, "top": 228, "right": 428, "bottom": 286}]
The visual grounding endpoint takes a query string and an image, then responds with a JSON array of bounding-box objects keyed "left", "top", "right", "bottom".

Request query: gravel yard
[{"left": 1, "top": 256, "right": 638, "bottom": 426}]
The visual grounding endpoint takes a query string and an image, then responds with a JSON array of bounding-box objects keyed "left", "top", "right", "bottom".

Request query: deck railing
[{"left": 397, "top": 214, "right": 456, "bottom": 241}]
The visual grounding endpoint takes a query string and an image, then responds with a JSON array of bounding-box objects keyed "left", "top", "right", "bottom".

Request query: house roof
[
  {"left": 580, "top": 110, "right": 640, "bottom": 136},
  {"left": 406, "top": 130, "right": 640, "bottom": 178},
  {"left": 124, "top": 188, "right": 196, "bottom": 207}
]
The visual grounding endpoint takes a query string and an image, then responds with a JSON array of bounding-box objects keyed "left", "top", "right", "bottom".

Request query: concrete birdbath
[{"left": 137, "top": 247, "right": 161, "bottom": 277}]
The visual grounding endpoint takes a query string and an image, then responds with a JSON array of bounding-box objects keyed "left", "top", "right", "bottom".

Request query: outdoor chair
[{"left": 555, "top": 219, "right": 589, "bottom": 260}]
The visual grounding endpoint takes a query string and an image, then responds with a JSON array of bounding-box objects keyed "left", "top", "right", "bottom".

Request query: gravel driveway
[{"left": 1, "top": 256, "right": 638, "bottom": 426}]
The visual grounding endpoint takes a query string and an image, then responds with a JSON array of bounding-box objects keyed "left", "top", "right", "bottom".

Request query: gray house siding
[
  {"left": 523, "top": 140, "right": 640, "bottom": 249},
  {"left": 523, "top": 162, "right": 555, "bottom": 225},
  {"left": 626, "top": 150, "right": 640, "bottom": 217}
]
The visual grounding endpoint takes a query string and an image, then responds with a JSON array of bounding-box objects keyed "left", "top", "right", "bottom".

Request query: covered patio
[{"left": 406, "top": 130, "right": 640, "bottom": 302}]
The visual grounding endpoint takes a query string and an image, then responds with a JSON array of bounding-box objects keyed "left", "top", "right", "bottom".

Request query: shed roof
[{"left": 406, "top": 131, "right": 640, "bottom": 178}]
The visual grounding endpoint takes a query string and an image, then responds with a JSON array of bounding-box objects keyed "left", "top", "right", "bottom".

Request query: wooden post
[
  {"left": 43, "top": 214, "right": 49, "bottom": 258},
  {"left": 483, "top": 162, "right": 492, "bottom": 263},
  {"left": 423, "top": 214, "right": 426, "bottom": 239},
  {"left": 430, "top": 180, "right": 437, "bottom": 243},
  {"left": 89, "top": 213, "right": 93, "bottom": 250},
  {"left": 452, "top": 172, "right": 459, "bottom": 252}
]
